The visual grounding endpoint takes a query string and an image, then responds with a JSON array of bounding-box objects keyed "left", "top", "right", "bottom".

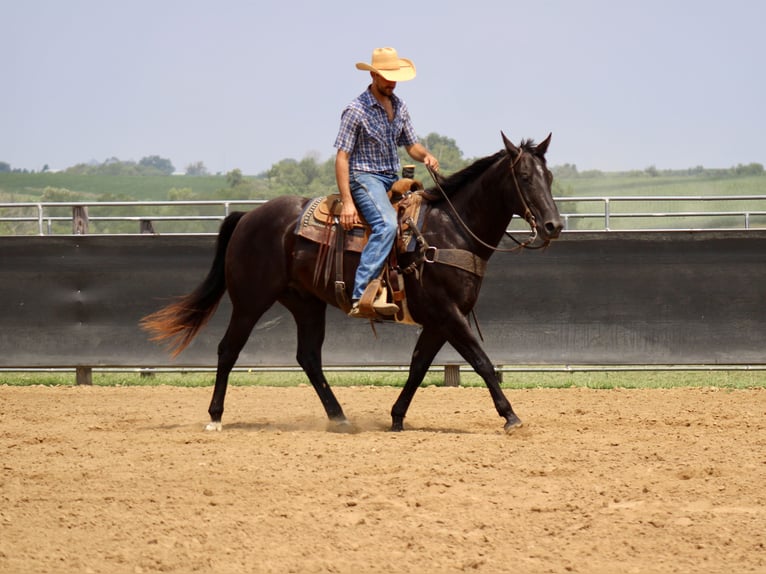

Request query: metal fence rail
[
  {"left": 1, "top": 196, "right": 766, "bottom": 235},
  {"left": 553, "top": 195, "right": 766, "bottom": 231},
  {"left": 0, "top": 200, "right": 267, "bottom": 235}
]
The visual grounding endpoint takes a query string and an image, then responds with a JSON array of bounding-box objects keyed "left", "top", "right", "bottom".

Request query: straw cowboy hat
[{"left": 355, "top": 47, "right": 416, "bottom": 82}]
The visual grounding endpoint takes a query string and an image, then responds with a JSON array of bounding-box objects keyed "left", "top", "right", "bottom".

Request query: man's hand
[
  {"left": 335, "top": 149, "right": 358, "bottom": 230},
  {"left": 406, "top": 143, "right": 439, "bottom": 172},
  {"left": 423, "top": 152, "right": 439, "bottom": 172},
  {"left": 339, "top": 201, "right": 359, "bottom": 231}
]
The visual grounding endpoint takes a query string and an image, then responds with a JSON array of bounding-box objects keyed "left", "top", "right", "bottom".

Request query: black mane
[
  {"left": 428, "top": 151, "right": 506, "bottom": 198},
  {"left": 427, "top": 139, "right": 540, "bottom": 199}
]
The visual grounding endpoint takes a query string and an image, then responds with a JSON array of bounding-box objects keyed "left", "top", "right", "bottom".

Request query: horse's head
[{"left": 502, "top": 132, "right": 563, "bottom": 244}]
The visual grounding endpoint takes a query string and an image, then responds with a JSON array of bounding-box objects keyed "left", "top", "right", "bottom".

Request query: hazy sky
[{"left": 3, "top": 0, "right": 764, "bottom": 175}]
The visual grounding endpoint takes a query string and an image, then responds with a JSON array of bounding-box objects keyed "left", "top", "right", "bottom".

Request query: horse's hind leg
[
  {"left": 282, "top": 293, "right": 348, "bottom": 425},
  {"left": 206, "top": 311, "right": 259, "bottom": 431}
]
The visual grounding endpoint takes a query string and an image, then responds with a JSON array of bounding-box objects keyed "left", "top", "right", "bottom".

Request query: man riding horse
[
  {"left": 334, "top": 47, "right": 439, "bottom": 318},
  {"left": 141, "top": 48, "right": 563, "bottom": 433}
]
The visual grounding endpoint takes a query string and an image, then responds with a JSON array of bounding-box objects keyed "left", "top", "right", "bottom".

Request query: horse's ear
[
  {"left": 535, "top": 133, "right": 552, "bottom": 156},
  {"left": 501, "top": 131, "right": 519, "bottom": 159}
]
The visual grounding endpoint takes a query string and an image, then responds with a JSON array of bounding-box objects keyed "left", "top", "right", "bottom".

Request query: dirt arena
[{"left": 1, "top": 385, "right": 764, "bottom": 573}]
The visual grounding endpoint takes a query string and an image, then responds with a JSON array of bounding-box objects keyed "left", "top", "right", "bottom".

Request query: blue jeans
[{"left": 349, "top": 171, "right": 398, "bottom": 301}]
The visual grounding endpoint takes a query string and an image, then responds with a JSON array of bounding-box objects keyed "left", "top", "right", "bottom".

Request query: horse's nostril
[{"left": 544, "top": 219, "right": 563, "bottom": 236}]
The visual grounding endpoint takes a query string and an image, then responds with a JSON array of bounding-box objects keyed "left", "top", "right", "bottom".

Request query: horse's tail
[{"left": 140, "top": 211, "right": 247, "bottom": 356}]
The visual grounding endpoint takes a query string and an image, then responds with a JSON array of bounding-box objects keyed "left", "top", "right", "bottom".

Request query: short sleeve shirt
[{"left": 334, "top": 87, "right": 418, "bottom": 176}]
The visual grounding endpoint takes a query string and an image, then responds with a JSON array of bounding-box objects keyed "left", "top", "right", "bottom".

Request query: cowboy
[{"left": 334, "top": 47, "right": 439, "bottom": 318}]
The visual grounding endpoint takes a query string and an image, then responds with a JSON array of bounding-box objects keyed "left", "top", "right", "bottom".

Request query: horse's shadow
[
  {"left": 216, "top": 419, "right": 484, "bottom": 435},
  {"left": 147, "top": 419, "right": 486, "bottom": 435}
]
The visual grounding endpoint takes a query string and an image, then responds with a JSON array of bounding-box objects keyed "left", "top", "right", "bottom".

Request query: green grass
[
  {"left": 0, "top": 172, "right": 228, "bottom": 202},
  {"left": 1, "top": 368, "right": 763, "bottom": 389},
  {"left": 555, "top": 173, "right": 766, "bottom": 197}
]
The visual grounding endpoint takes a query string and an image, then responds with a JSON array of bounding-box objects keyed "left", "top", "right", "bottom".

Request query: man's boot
[{"left": 372, "top": 285, "right": 399, "bottom": 316}]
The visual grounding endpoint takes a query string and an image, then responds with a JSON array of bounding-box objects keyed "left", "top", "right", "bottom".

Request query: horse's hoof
[
  {"left": 205, "top": 421, "right": 223, "bottom": 432},
  {"left": 330, "top": 415, "right": 351, "bottom": 426},
  {"left": 503, "top": 416, "right": 523, "bottom": 435},
  {"left": 328, "top": 417, "right": 356, "bottom": 433}
]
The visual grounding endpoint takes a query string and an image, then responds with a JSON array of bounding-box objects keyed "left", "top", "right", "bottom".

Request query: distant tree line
[
  {"left": 0, "top": 156, "right": 211, "bottom": 177},
  {"left": 0, "top": 134, "right": 468, "bottom": 180},
  {"left": 65, "top": 155, "right": 177, "bottom": 176}
]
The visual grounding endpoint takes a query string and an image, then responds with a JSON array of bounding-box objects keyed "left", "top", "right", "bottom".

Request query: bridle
[{"left": 425, "top": 149, "right": 549, "bottom": 253}]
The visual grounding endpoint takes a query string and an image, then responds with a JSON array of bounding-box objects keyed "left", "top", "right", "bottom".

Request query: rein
[{"left": 425, "top": 152, "right": 548, "bottom": 253}]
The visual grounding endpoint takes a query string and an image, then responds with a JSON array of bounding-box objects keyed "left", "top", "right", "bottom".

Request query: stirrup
[
  {"left": 372, "top": 301, "right": 399, "bottom": 316},
  {"left": 348, "top": 301, "right": 377, "bottom": 320},
  {"left": 372, "top": 277, "right": 399, "bottom": 315},
  {"left": 351, "top": 279, "right": 400, "bottom": 318}
]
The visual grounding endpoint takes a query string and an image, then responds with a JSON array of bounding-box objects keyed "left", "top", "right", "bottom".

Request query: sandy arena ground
[{"left": 1, "top": 385, "right": 764, "bottom": 573}]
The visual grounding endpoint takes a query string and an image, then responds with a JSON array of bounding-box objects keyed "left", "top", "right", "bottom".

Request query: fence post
[
  {"left": 76, "top": 366, "right": 93, "bottom": 386},
  {"left": 140, "top": 219, "right": 156, "bottom": 234},
  {"left": 72, "top": 206, "right": 89, "bottom": 235},
  {"left": 444, "top": 364, "right": 461, "bottom": 387}
]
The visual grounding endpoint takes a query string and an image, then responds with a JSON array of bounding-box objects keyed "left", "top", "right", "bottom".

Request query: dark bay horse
[{"left": 141, "top": 132, "right": 563, "bottom": 433}]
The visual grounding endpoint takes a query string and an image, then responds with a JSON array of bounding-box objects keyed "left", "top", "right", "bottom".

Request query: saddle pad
[
  {"left": 295, "top": 197, "right": 367, "bottom": 253},
  {"left": 295, "top": 190, "right": 430, "bottom": 254}
]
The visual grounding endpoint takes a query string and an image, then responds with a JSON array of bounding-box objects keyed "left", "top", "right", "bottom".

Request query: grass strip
[{"left": 1, "top": 368, "right": 763, "bottom": 390}]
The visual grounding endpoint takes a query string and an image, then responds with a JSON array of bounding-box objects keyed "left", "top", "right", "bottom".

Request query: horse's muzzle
[{"left": 542, "top": 217, "right": 564, "bottom": 240}]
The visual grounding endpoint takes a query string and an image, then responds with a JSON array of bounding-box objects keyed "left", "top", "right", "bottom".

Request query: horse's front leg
[
  {"left": 446, "top": 316, "right": 522, "bottom": 434},
  {"left": 391, "top": 327, "right": 446, "bottom": 431}
]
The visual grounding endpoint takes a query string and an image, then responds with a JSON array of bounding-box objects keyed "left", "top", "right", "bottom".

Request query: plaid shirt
[{"left": 334, "top": 87, "right": 418, "bottom": 176}]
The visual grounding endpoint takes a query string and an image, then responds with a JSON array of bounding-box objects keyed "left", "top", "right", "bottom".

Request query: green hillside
[
  {"left": 0, "top": 172, "right": 227, "bottom": 202},
  {"left": 555, "top": 172, "right": 766, "bottom": 198}
]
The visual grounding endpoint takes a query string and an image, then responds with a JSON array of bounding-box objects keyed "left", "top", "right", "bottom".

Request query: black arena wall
[{"left": 0, "top": 232, "right": 763, "bottom": 368}]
